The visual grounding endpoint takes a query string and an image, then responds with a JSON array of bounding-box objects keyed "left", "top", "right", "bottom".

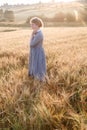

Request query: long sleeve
[
  {"left": 29, "top": 30, "right": 46, "bottom": 81},
  {"left": 30, "top": 32, "right": 43, "bottom": 47}
]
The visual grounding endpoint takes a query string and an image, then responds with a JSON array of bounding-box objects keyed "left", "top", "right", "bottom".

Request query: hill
[{"left": 0, "top": 2, "right": 87, "bottom": 26}]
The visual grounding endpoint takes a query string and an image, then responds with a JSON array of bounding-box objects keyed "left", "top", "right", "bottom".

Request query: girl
[{"left": 28, "top": 17, "right": 46, "bottom": 81}]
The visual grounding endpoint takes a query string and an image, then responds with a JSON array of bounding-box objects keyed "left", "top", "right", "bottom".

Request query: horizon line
[{"left": 0, "top": 0, "right": 77, "bottom": 6}]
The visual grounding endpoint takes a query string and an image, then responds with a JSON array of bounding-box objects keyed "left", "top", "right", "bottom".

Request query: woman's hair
[{"left": 30, "top": 17, "right": 43, "bottom": 27}]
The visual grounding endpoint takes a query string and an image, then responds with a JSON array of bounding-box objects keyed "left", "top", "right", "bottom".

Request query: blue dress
[{"left": 28, "top": 30, "right": 46, "bottom": 81}]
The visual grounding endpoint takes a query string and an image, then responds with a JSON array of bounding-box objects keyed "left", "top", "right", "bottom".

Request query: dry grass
[{"left": 0, "top": 27, "right": 87, "bottom": 130}]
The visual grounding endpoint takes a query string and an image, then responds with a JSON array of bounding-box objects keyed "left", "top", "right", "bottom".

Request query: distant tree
[
  {"left": 4, "top": 10, "right": 15, "bottom": 22},
  {"left": 3, "top": 3, "right": 9, "bottom": 8},
  {"left": 0, "top": 9, "right": 3, "bottom": 17},
  {"left": 0, "top": 9, "right": 4, "bottom": 22},
  {"left": 79, "top": 9, "right": 87, "bottom": 22},
  {"left": 66, "top": 12, "right": 76, "bottom": 22},
  {"left": 54, "top": 12, "right": 65, "bottom": 22}
]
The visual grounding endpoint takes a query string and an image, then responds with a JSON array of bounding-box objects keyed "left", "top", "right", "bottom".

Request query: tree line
[{"left": 0, "top": 9, "right": 15, "bottom": 22}]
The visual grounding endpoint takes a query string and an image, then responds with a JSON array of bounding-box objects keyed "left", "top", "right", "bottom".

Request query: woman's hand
[
  {"left": 30, "top": 30, "right": 38, "bottom": 42},
  {"left": 31, "top": 31, "right": 37, "bottom": 39}
]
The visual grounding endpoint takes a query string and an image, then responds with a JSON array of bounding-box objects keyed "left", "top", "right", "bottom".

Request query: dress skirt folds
[{"left": 28, "top": 30, "right": 46, "bottom": 81}]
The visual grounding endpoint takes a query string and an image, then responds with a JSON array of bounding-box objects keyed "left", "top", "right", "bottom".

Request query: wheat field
[{"left": 0, "top": 27, "right": 87, "bottom": 130}]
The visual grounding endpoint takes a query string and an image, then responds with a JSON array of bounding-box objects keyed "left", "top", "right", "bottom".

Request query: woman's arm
[{"left": 30, "top": 32, "right": 43, "bottom": 47}]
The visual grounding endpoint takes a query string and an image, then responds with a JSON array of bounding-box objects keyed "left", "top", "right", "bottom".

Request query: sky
[{"left": 0, "top": 0, "right": 75, "bottom": 6}]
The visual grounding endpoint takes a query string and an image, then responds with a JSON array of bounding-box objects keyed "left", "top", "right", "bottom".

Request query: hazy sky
[{"left": 0, "top": 0, "right": 75, "bottom": 6}]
